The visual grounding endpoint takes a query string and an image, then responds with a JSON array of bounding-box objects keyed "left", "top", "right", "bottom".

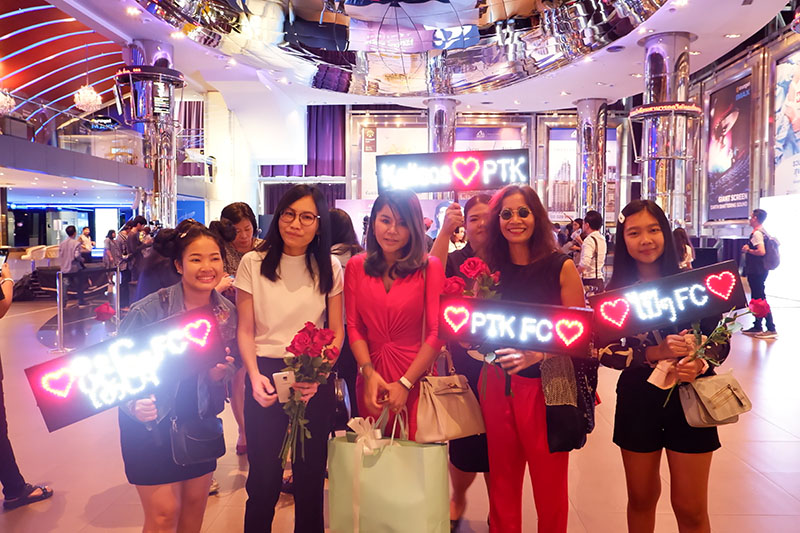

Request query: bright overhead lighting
[
  {"left": 560, "top": 91, "right": 570, "bottom": 96},
  {"left": 466, "top": 104, "right": 471, "bottom": 109},
  {"left": 638, "top": 27, "right": 647, "bottom": 35},
  {"left": 724, "top": 34, "right": 741, "bottom": 39},
  {"left": 279, "top": 77, "right": 289, "bottom": 85},
  {"left": 583, "top": 56, "right": 593, "bottom": 63},
  {"left": 630, "top": 73, "right": 643, "bottom": 78},
  {"left": 126, "top": 6, "right": 140, "bottom": 16},
  {"left": 170, "top": 31, "right": 185, "bottom": 40},
  {"left": 227, "top": 58, "right": 237, "bottom": 66},
  {"left": 690, "top": 51, "right": 701, "bottom": 56},
  {"left": 674, "top": 0, "right": 688, "bottom": 6},
  {"left": 514, "top": 100, "right": 520, "bottom": 105}
]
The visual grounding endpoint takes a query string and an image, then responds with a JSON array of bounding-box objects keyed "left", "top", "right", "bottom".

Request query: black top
[
  {"left": 497, "top": 251, "right": 571, "bottom": 378},
  {"left": 745, "top": 229, "right": 766, "bottom": 275},
  {"left": 445, "top": 243, "right": 475, "bottom": 280}
]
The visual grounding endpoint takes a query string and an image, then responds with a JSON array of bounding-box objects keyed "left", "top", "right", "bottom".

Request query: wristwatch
[
  {"left": 398, "top": 376, "right": 413, "bottom": 390},
  {"left": 358, "top": 362, "right": 373, "bottom": 375}
]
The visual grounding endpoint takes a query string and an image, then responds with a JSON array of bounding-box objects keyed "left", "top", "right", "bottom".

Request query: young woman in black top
[
  {"left": 481, "top": 185, "right": 584, "bottom": 533},
  {"left": 598, "top": 200, "right": 729, "bottom": 533}
]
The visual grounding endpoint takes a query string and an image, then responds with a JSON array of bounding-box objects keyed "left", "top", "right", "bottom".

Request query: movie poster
[
  {"left": 707, "top": 76, "right": 751, "bottom": 220},
  {"left": 775, "top": 49, "right": 800, "bottom": 195}
]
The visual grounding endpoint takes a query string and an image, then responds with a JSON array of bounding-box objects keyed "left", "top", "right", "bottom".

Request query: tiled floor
[{"left": 1, "top": 298, "right": 799, "bottom": 532}]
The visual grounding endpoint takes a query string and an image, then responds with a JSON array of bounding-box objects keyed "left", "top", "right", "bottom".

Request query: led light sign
[
  {"left": 377, "top": 149, "right": 530, "bottom": 194},
  {"left": 25, "top": 308, "right": 224, "bottom": 432},
  {"left": 439, "top": 296, "right": 593, "bottom": 357},
  {"left": 588, "top": 261, "right": 747, "bottom": 343}
]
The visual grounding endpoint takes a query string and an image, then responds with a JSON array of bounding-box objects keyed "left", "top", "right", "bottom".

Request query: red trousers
[{"left": 480, "top": 366, "right": 569, "bottom": 533}]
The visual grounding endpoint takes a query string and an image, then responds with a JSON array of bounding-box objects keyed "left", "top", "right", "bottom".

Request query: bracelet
[
  {"left": 358, "top": 362, "right": 373, "bottom": 376},
  {"left": 398, "top": 376, "right": 413, "bottom": 390}
]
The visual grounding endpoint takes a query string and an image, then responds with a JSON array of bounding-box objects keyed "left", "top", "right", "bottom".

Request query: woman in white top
[
  {"left": 673, "top": 227, "right": 694, "bottom": 271},
  {"left": 235, "top": 185, "right": 344, "bottom": 533}
]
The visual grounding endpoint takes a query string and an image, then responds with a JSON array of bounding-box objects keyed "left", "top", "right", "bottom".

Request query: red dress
[{"left": 344, "top": 253, "right": 444, "bottom": 440}]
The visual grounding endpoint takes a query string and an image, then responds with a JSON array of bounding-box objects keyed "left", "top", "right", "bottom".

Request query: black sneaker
[
  {"left": 755, "top": 330, "right": 778, "bottom": 339},
  {"left": 742, "top": 326, "right": 762, "bottom": 336}
]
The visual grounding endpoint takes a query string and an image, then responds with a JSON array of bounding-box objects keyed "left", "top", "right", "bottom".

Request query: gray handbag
[{"left": 678, "top": 371, "right": 752, "bottom": 427}]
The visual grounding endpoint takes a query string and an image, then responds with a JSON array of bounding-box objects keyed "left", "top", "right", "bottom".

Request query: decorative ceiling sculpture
[{"left": 135, "top": 0, "right": 665, "bottom": 97}]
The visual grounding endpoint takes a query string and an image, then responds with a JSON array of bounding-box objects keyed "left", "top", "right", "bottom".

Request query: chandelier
[
  {"left": 74, "top": 85, "right": 103, "bottom": 113},
  {"left": 0, "top": 90, "right": 14, "bottom": 115}
]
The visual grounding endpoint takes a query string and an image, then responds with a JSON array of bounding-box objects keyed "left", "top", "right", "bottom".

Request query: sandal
[{"left": 3, "top": 484, "right": 54, "bottom": 510}]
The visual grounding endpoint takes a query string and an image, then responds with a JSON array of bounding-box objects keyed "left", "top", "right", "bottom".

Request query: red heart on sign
[
  {"left": 451, "top": 157, "right": 480, "bottom": 187},
  {"left": 41, "top": 368, "right": 75, "bottom": 398},
  {"left": 599, "top": 298, "right": 630, "bottom": 328},
  {"left": 443, "top": 306, "right": 470, "bottom": 334},
  {"left": 183, "top": 319, "right": 212, "bottom": 347},
  {"left": 555, "top": 319, "right": 585, "bottom": 347},
  {"left": 705, "top": 271, "right": 736, "bottom": 300}
]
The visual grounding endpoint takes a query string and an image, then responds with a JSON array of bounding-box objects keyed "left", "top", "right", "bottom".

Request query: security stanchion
[{"left": 50, "top": 271, "right": 73, "bottom": 354}]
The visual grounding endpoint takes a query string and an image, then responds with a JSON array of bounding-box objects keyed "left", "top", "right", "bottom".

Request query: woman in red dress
[{"left": 344, "top": 191, "right": 444, "bottom": 440}]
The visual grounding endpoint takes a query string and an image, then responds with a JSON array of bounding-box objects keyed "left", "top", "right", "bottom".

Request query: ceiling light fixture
[
  {"left": 0, "top": 91, "right": 14, "bottom": 116},
  {"left": 227, "top": 58, "right": 237, "bottom": 66},
  {"left": 674, "top": 0, "right": 688, "bottom": 6},
  {"left": 74, "top": 44, "right": 102, "bottom": 113},
  {"left": 514, "top": 100, "right": 520, "bottom": 105},
  {"left": 560, "top": 91, "right": 570, "bottom": 96},
  {"left": 630, "top": 73, "right": 643, "bottom": 78},
  {"left": 689, "top": 51, "right": 701, "bottom": 56},
  {"left": 724, "top": 34, "right": 741, "bottom": 39},
  {"left": 126, "top": 6, "right": 140, "bottom": 16},
  {"left": 170, "top": 31, "right": 185, "bottom": 40}
]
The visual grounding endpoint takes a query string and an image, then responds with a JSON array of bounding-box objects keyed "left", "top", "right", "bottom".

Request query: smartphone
[
  {"left": 272, "top": 371, "right": 296, "bottom": 404},
  {"left": 0, "top": 249, "right": 8, "bottom": 269}
]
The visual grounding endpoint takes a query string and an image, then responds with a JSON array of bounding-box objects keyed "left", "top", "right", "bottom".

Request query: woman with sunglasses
[
  {"left": 344, "top": 190, "right": 444, "bottom": 440},
  {"left": 430, "top": 195, "right": 492, "bottom": 531},
  {"left": 482, "top": 185, "right": 585, "bottom": 533},
  {"left": 235, "top": 185, "right": 344, "bottom": 533},
  {"left": 598, "top": 200, "right": 729, "bottom": 533}
]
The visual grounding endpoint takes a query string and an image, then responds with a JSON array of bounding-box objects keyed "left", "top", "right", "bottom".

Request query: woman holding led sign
[
  {"left": 345, "top": 189, "right": 444, "bottom": 441},
  {"left": 430, "top": 194, "right": 492, "bottom": 530},
  {"left": 117, "top": 219, "right": 237, "bottom": 533},
  {"left": 598, "top": 200, "right": 729, "bottom": 533},
  {"left": 235, "top": 185, "right": 344, "bottom": 533},
  {"left": 481, "top": 185, "right": 585, "bottom": 533}
]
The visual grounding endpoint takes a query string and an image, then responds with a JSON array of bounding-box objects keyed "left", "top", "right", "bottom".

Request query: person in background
[
  {"left": 742, "top": 208, "right": 777, "bottom": 338},
  {"left": 103, "top": 229, "right": 121, "bottom": 292},
  {"left": 430, "top": 194, "right": 492, "bottom": 531},
  {"left": 673, "top": 227, "right": 695, "bottom": 271},
  {"left": 345, "top": 190, "right": 444, "bottom": 440},
  {"left": 126, "top": 216, "right": 149, "bottom": 281},
  {"left": 57, "top": 225, "right": 86, "bottom": 307},
  {"left": 482, "top": 185, "right": 585, "bottom": 533},
  {"left": 118, "top": 219, "right": 236, "bottom": 533},
  {"left": 236, "top": 185, "right": 344, "bottom": 533},
  {"left": 116, "top": 222, "right": 133, "bottom": 309},
  {"left": 598, "top": 200, "right": 730, "bottom": 533},
  {"left": 0, "top": 261, "right": 54, "bottom": 510},
  {"left": 134, "top": 241, "right": 182, "bottom": 303},
  {"left": 423, "top": 217, "right": 435, "bottom": 252},
  {"left": 578, "top": 210, "right": 607, "bottom": 294},
  {"left": 329, "top": 207, "right": 364, "bottom": 420},
  {"left": 218, "top": 202, "right": 262, "bottom": 457},
  {"left": 79, "top": 226, "right": 94, "bottom": 263}
]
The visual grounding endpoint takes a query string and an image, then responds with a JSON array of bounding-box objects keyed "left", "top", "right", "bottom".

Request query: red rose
[
  {"left": 323, "top": 346, "right": 340, "bottom": 361},
  {"left": 460, "top": 257, "right": 490, "bottom": 280},
  {"left": 443, "top": 276, "right": 467, "bottom": 295},
  {"left": 315, "top": 328, "right": 335, "bottom": 346},
  {"left": 490, "top": 271, "right": 501, "bottom": 284},
  {"left": 287, "top": 331, "right": 312, "bottom": 356},
  {"left": 748, "top": 298, "right": 771, "bottom": 319},
  {"left": 308, "top": 339, "right": 325, "bottom": 358},
  {"left": 300, "top": 321, "right": 317, "bottom": 336}
]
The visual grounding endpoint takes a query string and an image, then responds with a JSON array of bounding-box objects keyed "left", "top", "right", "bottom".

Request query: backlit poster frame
[
  {"left": 774, "top": 47, "right": 800, "bottom": 196},
  {"left": 706, "top": 76, "right": 752, "bottom": 220}
]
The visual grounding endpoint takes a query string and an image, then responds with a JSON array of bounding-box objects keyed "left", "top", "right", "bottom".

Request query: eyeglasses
[
  {"left": 499, "top": 207, "right": 531, "bottom": 220},
  {"left": 280, "top": 209, "right": 320, "bottom": 226}
]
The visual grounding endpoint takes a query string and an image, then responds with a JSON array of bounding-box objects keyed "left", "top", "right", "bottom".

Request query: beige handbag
[
  {"left": 678, "top": 371, "right": 752, "bottom": 428},
  {"left": 415, "top": 349, "right": 486, "bottom": 443}
]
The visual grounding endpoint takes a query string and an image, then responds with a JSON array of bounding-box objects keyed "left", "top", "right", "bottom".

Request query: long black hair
[
  {"left": 364, "top": 190, "right": 428, "bottom": 279},
  {"left": 486, "top": 185, "right": 557, "bottom": 268},
  {"left": 329, "top": 207, "right": 363, "bottom": 256},
  {"left": 606, "top": 199, "right": 680, "bottom": 290},
  {"left": 255, "top": 184, "right": 333, "bottom": 294},
  {"left": 153, "top": 219, "right": 230, "bottom": 272}
]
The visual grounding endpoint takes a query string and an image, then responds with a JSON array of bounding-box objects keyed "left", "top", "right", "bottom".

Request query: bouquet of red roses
[
  {"left": 443, "top": 257, "right": 501, "bottom": 300},
  {"left": 280, "top": 322, "right": 339, "bottom": 467}
]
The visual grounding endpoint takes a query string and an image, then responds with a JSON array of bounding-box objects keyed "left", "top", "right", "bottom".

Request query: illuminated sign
[
  {"left": 439, "top": 296, "right": 593, "bottom": 357},
  {"left": 629, "top": 102, "right": 702, "bottom": 120},
  {"left": 588, "top": 261, "right": 747, "bottom": 343},
  {"left": 25, "top": 308, "right": 225, "bottom": 432},
  {"left": 377, "top": 149, "right": 530, "bottom": 194}
]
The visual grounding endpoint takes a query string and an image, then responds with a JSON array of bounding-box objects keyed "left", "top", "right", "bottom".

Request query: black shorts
[{"left": 613, "top": 368, "right": 720, "bottom": 454}]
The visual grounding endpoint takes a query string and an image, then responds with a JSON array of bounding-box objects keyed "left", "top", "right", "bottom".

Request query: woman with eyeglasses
[
  {"left": 344, "top": 190, "right": 444, "bottom": 440},
  {"left": 482, "top": 185, "right": 585, "bottom": 533},
  {"left": 235, "top": 185, "right": 344, "bottom": 533}
]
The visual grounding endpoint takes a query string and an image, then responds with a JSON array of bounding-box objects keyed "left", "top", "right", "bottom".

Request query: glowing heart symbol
[
  {"left": 443, "top": 306, "right": 470, "bottom": 334},
  {"left": 599, "top": 298, "right": 630, "bottom": 328},
  {"left": 705, "top": 271, "right": 735, "bottom": 300},
  {"left": 451, "top": 157, "right": 480, "bottom": 187},
  {"left": 41, "top": 368, "right": 75, "bottom": 398},
  {"left": 555, "top": 319, "right": 585, "bottom": 347},
  {"left": 183, "top": 319, "right": 212, "bottom": 347}
]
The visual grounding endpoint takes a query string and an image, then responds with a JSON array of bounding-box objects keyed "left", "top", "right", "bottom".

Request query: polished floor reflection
[{"left": 1, "top": 299, "right": 798, "bottom": 532}]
